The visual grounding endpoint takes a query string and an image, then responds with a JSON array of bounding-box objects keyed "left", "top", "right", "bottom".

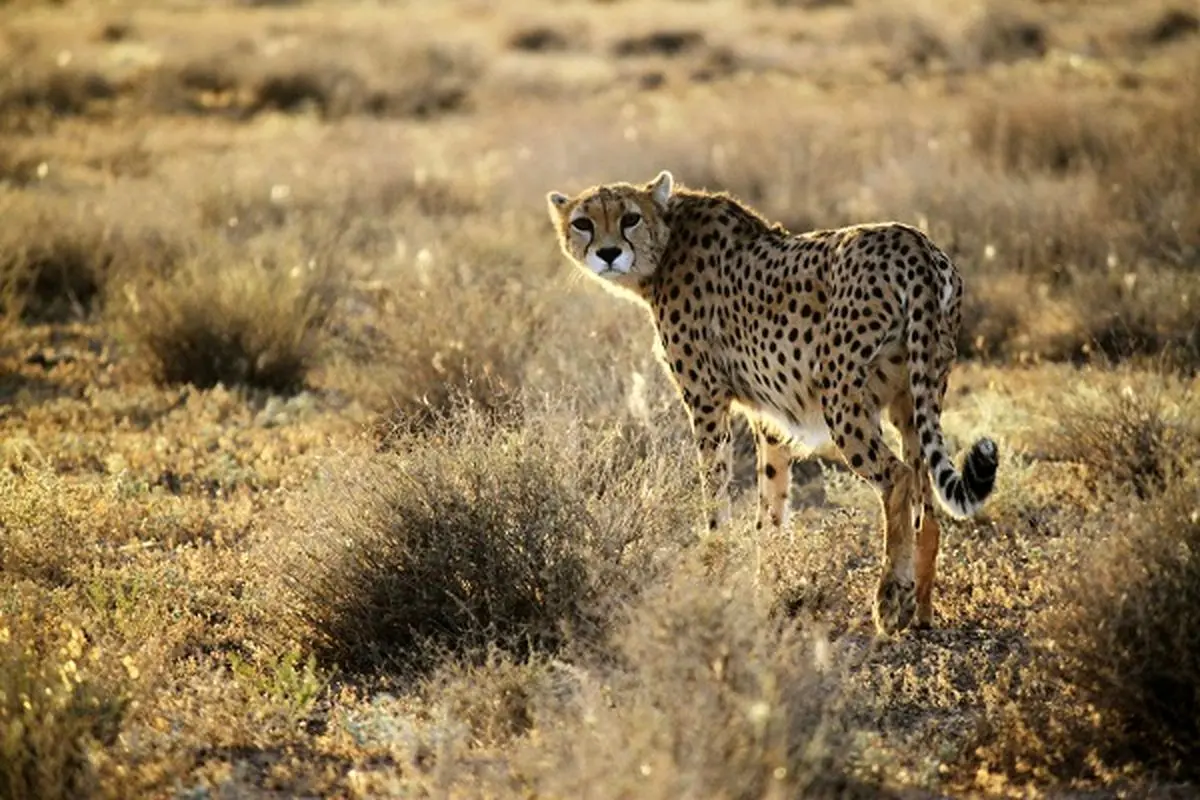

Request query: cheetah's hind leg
[{"left": 749, "top": 417, "right": 795, "bottom": 537}]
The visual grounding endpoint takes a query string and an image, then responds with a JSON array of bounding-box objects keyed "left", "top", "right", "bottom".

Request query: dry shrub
[
  {"left": 0, "top": 612, "right": 128, "bottom": 800},
  {"left": 1101, "top": 79, "right": 1200, "bottom": 265},
  {"left": 968, "top": 63, "right": 1200, "bottom": 266},
  {"left": 0, "top": 141, "right": 46, "bottom": 187},
  {"left": 0, "top": 62, "right": 115, "bottom": 132},
  {"left": 1135, "top": 7, "right": 1199, "bottom": 47},
  {"left": 196, "top": 183, "right": 313, "bottom": 243},
  {"left": 954, "top": 271, "right": 1026, "bottom": 360},
  {"left": 958, "top": 68, "right": 1200, "bottom": 367},
  {"left": 972, "top": 469, "right": 1200, "bottom": 784},
  {"left": 1073, "top": 267, "right": 1200, "bottom": 369},
  {"left": 370, "top": 215, "right": 565, "bottom": 433},
  {"left": 278, "top": 400, "right": 697, "bottom": 675},
  {"left": 0, "top": 196, "right": 110, "bottom": 323},
  {"left": 96, "top": 19, "right": 134, "bottom": 43},
  {"left": 885, "top": 17, "right": 950, "bottom": 77},
  {"left": 520, "top": 560, "right": 874, "bottom": 799},
  {"left": 751, "top": 0, "right": 853, "bottom": 7},
  {"left": 612, "top": 30, "right": 705, "bottom": 58},
  {"left": 0, "top": 193, "right": 176, "bottom": 323},
  {"left": 507, "top": 26, "right": 572, "bottom": 53},
  {"left": 248, "top": 45, "right": 478, "bottom": 120},
  {"left": 147, "top": 43, "right": 478, "bottom": 121},
  {"left": 1037, "top": 473, "right": 1200, "bottom": 778},
  {"left": 845, "top": 10, "right": 950, "bottom": 79},
  {"left": 119, "top": 246, "right": 336, "bottom": 393},
  {"left": 960, "top": 4, "right": 1048, "bottom": 66},
  {"left": 194, "top": 171, "right": 474, "bottom": 258},
  {"left": 1047, "top": 378, "right": 1198, "bottom": 500},
  {"left": 968, "top": 94, "right": 1123, "bottom": 176},
  {"left": 0, "top": 467, "right": 98, "bottom": 588},
  {"left": 422, "top": 650, "right": 547, "bottom": 749}
]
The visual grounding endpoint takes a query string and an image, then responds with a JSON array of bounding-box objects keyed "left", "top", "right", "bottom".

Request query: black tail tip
[{"left": 963, "top": 437, "right": 999, "bottom": 501}]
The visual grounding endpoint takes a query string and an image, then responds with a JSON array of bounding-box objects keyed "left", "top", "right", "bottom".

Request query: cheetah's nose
[{"left": 596, "top": 247, "right": 622, "bottom": 265}]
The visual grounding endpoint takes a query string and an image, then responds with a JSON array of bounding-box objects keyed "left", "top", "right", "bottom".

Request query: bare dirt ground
[{"left": 2, "top": 1, "right": 1199, "bottom": 798}]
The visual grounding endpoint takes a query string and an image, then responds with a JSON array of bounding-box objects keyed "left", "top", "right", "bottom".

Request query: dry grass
[
  {"left": 959, "top": 4, "right": 1048, "bottom": 67},
  {"left": 956, "top": 72, "right": 1200, "bottom": 367},
  {"left": 968, "top": 93, "right": 1124, "bottom": 176},
  {"left": 1, "top": 0, "right": 1198, "bottom": 796},
  {"left": 367, "top": 214, "right": 563, "bottom": 436}
]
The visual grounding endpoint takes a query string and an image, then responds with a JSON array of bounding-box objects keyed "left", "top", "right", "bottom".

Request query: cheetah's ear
[
  {"left": 648, "top": 170, "right": 673, "bottom": 209},
  {"left": 547, "top": 191, "right": 571, "bottom": 220}
]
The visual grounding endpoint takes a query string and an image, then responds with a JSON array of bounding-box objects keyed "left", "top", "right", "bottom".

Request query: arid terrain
[{"left": 1, "top": 0, "right": 1199, "bottom": 797}]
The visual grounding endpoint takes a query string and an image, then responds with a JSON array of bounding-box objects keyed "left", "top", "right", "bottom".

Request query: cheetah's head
[{"left": 546, "top": 171, "right": 673, "bottom": 293}]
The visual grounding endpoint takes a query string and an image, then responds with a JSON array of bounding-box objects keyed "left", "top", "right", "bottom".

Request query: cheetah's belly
[{"left": 739, "top": 402, "right": 833, "bottom": 453}]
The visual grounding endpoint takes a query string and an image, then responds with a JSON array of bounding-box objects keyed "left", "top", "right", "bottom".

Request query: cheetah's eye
[
  {"left": 570, "top": 217, "right": 594, "bottom": 234},
  {"left": 621, "top": 212, "right": 643, "bottom": 229}
]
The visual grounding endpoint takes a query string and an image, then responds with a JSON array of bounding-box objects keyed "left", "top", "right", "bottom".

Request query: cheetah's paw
[{"left": 873, "top": 573, "right": 917, "bottom": 635}]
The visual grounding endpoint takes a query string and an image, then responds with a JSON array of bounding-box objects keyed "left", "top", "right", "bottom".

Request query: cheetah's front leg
[{"left": 686, "top": 398, "right": 733, "bottom": 531}]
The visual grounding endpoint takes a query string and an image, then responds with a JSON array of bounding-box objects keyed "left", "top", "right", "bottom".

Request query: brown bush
[
  {"left": 968, "top": 94, "right": 1123, "bottom": 176},
  {"left": 518, "top": 559, "right": 876, "bottom": 799},
  {"left": 422, "top": 650, "right": 546, "bottom": 748},
  {"left": 0, "top": 467, "right": 94, "bottom": 587},
  {"left": 0, "top": 197, "right": 112, "bottom": 323},
  {"left": 1047, "top": 376, "right": 1198, "bottom": 500},
  {"left": 0, "top": 193, "right": 176, "bottom": 324},
  {"left": 278, "top": 400, "right": 697, "bottom": 675},
  {"left": 507, "top": 26, "right": 572, "bottom": 53},
  {"left": 1136, "top": 8, "right": 1199, "bottom": 47},
  {"left": 119, "top": 245, "right": 336, "bottom": 393},
  {"left": 972, "top": 468, "right": 1200, "bottom": 784},
  {"left": 146, "top": 43, "right": 479, "bottom": 121},
  {"left": 958, "top": 66, "right": 1200, "bottom": 367},
  {"left": 0, "top": 140, "right": 46, "bottom": 187},
  {"left": 968, "top": 63, "right": 1200, "bottom": 267},
  {"left": 368, "top": 216, "right": 564, "bottom": 434},
  {"left": 1101, "top": 82, "right": 1200, "bottom": 266},
  {"left": 960, "top": 5, "right": 1048, "bottom": 66},
  {"left": 612, "top": 30, "right": 705, "bottom": 58},
  {"left": 750, "top": 0, "right": 852, "bottom": 7},
  {"left": 0, "top": 62, "right": 115, "bottom": 132},
  {"left": 1040, "top": 472, "right": 1200, "bottom": 778},
  {"left": 1073, "top": 267, "right": 1200, "bottom": 369}
]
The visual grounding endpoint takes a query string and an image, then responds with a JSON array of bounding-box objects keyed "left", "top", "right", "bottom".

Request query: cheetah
[{"left": 547, "top": 170, "right": 999, "bottom": 635}]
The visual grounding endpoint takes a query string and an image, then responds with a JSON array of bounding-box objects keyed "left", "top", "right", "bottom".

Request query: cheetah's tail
[
  {"left": 908, "top": 262, "right": 999, "bottom": 520},
  {"left": 928, "top": 437, "right": 999, "bottom": 519}
]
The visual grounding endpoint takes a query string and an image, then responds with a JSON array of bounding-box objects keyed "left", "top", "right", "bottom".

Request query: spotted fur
[{"left": 548, "top": 170, "right": 999, "bottom": 634}]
